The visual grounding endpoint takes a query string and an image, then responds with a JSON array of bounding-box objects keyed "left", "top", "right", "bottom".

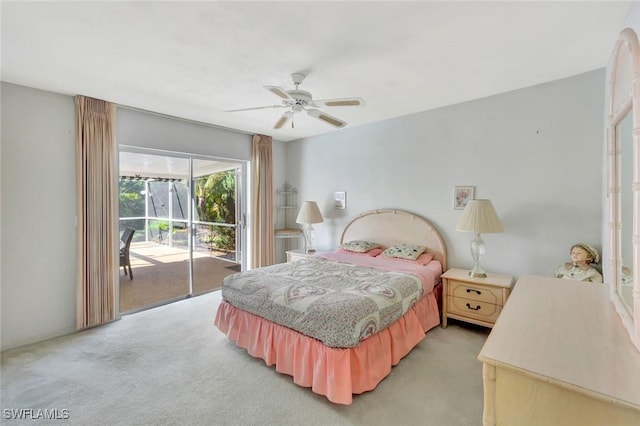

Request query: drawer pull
[
  {"left": 466, "top": 288, "right": 482, "bottom": 295},
  {"left": 466, "top": 303, "right": 481, "bottom": 311}
]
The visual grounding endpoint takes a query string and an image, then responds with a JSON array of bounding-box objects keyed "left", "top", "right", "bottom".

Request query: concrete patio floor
[{"left": 119, "top": 242, "right": 240, "bottom": 312}]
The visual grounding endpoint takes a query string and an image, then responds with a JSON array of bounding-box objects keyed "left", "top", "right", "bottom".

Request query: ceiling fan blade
[
  {"left": 312, "top": 97, "right": 366, "bottom": 108},
  {"left": 307, "top": 109, "right": 347, "bottom": 128},
  {"left": 264, "top": 86, "right": 295, "bottom": 101},
  {"left": 224, "top": 105, "right": 286, "bottom": 113},
  {"left": 274, "top": 111, "right": 294, "bottom": 129}
]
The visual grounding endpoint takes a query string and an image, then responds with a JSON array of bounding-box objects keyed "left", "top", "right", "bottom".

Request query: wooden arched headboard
[{"left": 340, "top": 209, "right": 447, "bottom": 271}]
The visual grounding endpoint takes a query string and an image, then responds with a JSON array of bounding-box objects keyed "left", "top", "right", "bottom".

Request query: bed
[{"left": 214, "top": 209, "right": 447, "bottom": 404}]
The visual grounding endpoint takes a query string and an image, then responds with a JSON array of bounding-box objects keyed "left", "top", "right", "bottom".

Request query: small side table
[{"left": 441, "top": 268, "right": 514, "bottom": 328}]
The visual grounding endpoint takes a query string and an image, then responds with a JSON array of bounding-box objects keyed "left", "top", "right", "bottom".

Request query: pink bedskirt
[{"left": 214, "top": 291, "right": 441, "bottom": 405}]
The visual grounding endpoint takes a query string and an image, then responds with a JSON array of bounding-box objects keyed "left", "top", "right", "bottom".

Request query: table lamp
[
  {"left": 456, "top": 199, "right": 503, "bottom": 278},
  {"left": 296, "top": 201, "right": 324, "bottom": 253}
]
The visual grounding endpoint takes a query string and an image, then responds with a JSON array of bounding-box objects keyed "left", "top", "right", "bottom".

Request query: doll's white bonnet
[{"left": 571, "top": 242, "right": 600, "bottom": 264}]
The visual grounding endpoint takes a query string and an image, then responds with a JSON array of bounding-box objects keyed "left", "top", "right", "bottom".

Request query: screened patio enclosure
[{"left": 118, "top": 149, "right": 245, "bottom": 313}]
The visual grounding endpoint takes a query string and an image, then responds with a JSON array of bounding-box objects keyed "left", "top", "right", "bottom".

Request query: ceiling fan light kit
[{"left": 225, "top": 73, "right": 365, "bottom": 129}]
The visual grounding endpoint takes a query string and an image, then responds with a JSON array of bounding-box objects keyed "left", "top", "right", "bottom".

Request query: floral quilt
[{"left": 221, "top": 257, "right": 423, "bottom": 348}]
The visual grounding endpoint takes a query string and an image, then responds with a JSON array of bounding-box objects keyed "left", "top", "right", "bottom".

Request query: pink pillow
[
  {"left": 336, "top": 247, "right": 384, "bottom": 257},
  {"left": 381, "top": 252, "right": 434, "bottom": 265}
]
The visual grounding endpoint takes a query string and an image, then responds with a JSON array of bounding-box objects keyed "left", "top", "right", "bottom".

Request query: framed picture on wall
[
  {"left": 454, "top": 186, "right": 475, "bottom": 210},
  {"left": 334, "top": 191, "right": 346, "bottom": 210}
]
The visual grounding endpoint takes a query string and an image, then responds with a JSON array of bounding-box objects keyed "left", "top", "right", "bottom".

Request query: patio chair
[{"left": 120, "top": 228, "right": 135, "bottom": 280}]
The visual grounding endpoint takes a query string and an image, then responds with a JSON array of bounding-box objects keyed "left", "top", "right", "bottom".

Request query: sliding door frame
[{"left": 118, "top": 145, "right": 248, "bottom": 313}]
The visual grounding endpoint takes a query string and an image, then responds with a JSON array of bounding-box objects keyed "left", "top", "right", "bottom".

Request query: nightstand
[
  {"left": 286, "top": 249, "right": 316, "bottom": 262},
  {"left": 441, "top": 268, "right": 513, "bottom": 328}
]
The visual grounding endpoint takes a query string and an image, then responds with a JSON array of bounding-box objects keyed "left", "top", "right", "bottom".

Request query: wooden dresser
[{"left": 478, "top": 275, "right": 640, "bottom": 426}]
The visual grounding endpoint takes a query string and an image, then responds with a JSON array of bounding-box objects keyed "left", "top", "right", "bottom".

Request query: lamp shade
[
  {"left": 456, "top": 199, "right": 503, "bottom": 233},
  {"left": 296, "top": 201, "right": 324, "bottom": 225}
]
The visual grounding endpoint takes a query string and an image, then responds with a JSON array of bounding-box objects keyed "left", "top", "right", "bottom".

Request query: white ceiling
[{"left": 0, "top": 1, "right": 632, "bottom": 142}]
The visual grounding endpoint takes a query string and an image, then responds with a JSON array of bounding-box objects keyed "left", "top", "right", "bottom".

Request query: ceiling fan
[{"left": 225, "top": 73, "right": 365, "bottom": 129}]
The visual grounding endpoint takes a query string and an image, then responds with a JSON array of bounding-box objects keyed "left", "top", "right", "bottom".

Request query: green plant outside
[
  {"left": 195, "top": 171, "right": 236, "bottom": 251},
  {"left": 119, "top": 170, "right": 236, "bottom": 252}
]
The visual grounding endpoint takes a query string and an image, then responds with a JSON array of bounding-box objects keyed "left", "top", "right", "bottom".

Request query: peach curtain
[
  {"left": 75, "top": 96, "right": 118, "bottom": 329},
  {"left": 251, "top": 134, "right": 275, "bottom": 268}
]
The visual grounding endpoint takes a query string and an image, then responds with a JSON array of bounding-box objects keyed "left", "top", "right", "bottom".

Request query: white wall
[
  {"left": 117, "top": 108, "right": 253, "bottom": 160},
  {"left": 1, "top": 83, "right": 77, "bottom": 350},
  {"left": 625, "top": 2, "right": 640, "bottom": 40},
  {"left": 1, "top": 83, "right": 286, "bottom": 350},
  {"left": 286, "top": 70, "right": 605, "bottom": 279}
]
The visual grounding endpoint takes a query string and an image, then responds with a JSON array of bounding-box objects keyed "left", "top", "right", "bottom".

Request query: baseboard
[{"left": 1, "top": 326, "right": 77, "bottom": 352}]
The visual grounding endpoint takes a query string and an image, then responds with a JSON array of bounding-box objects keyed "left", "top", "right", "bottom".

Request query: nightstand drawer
[
  {"left": 447, "top": 296, "right": 502, "bottom": 323},
  {"left": 286, "top": 249, "right": 315, "bottom": 262},
  {"left": 449, "top": 280, "right": 503, "bottom": 305},
  {"left": 441, "top": 268, "right": 513, "bottom": 328}
]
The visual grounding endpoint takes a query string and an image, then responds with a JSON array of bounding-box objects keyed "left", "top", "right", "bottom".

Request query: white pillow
[
  {"left": 382, "top": 244, "right": 427, "bottom": 260},
  {"left": 340, "top": 240, "right": 381, "bottom": 253}
]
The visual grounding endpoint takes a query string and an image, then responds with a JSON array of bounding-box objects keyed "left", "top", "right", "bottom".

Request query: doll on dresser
[{"left": 555, "top": 242, "right": 603, "bottom": 283}]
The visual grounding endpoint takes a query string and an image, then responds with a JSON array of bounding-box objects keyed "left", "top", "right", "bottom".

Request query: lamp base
[
  {"left": 302, "top": 224, "right": 316, "bottom": 253},
  {"left": 469, "top": 233, "right": 487, "bottom": 278},
  {"left": 468, "top": 270, "right": 487, "bottom": 278}
]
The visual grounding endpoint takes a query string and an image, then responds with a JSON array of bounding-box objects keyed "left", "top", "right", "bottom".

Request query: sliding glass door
[
  {"left": 192, "top": 158, "right": 243, "bottom": 295},
  {"left": 118, "top": 148, "right": 246, "bottom": 313}
]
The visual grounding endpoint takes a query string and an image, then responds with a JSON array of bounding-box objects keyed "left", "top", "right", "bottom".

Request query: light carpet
[{"left": 1, "top": 291, "right": 489, "bottom": 426}]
